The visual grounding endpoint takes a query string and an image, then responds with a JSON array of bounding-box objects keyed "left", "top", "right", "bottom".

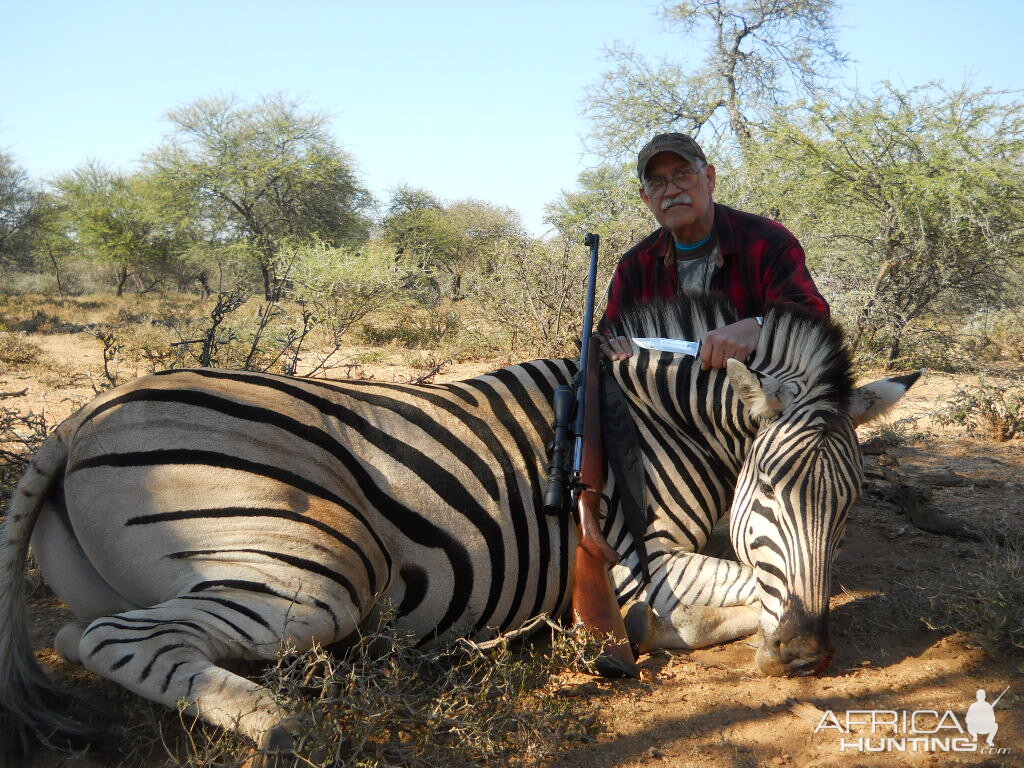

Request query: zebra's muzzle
[{"left": 755, "top": 602, "right": 832, "bottom": 677}]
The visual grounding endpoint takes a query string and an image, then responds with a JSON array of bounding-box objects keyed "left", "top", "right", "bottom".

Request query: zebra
[{"left": 0, "top": 294, "right": 918, "bottom": 756}]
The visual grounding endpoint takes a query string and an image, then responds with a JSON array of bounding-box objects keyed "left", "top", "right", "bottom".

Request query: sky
[{"left": 2, "top": 1, "right": 1022, "bottom": 237}]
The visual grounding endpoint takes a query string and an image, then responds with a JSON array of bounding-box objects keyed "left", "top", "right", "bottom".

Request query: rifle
[{"left": 544, "top": 233, "right": 638, "bottom": 678}]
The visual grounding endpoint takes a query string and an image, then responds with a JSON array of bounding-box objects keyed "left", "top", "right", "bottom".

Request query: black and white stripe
[{"left": 0, "top": 293, "right": 918, "bottom": 752}]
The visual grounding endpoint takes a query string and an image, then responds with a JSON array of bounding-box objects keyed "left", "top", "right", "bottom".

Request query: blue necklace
[{"left": 675, "top": 232, "right": 712, "bottom": 252}]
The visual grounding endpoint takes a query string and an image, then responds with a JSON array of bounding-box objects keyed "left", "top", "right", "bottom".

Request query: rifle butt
[{"left": 572, "top": 539, "right": 639, "bottom": 679}]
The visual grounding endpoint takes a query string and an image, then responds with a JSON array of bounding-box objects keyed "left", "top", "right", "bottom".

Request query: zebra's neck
[{"left": 617, "top": 352, "right": 755, "bottom": 450}]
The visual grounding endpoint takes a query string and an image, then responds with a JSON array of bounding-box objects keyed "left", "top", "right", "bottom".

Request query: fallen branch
[{"left": 458, "top": 613, "right": 560, "bottom": 652}]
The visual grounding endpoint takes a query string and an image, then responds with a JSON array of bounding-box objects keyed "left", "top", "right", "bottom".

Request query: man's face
[{"left": 639, "top": 152, "right": 716, "bottom": 240}]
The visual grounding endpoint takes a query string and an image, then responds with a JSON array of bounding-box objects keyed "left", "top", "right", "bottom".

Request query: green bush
[
  {"left": 963, "top": 309, "right": 1024, "bottom": 363},
  {"left": 933, "top": 377, "right": 1024, "bottom": 441}
]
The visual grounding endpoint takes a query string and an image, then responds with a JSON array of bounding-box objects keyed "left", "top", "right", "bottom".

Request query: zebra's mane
[{"left": 616, "top": 293, "right": 854, "bottom": 416}]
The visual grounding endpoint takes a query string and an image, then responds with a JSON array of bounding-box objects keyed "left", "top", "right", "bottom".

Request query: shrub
[
  {"left": 0, "top": 332, "right": 44, "bottom": 368},
  {"left": 0, "top": 406, "right": 53, "bottom": 518},
  {"left": 922, "top": 527, "right": 1024, "bottom": 659},
  {"left": 159, "top": 616, "right": 606, "bottom": 768},
  {"left": 466, "top": 237, "right": 596, "bottom": 360},
  {"left": 962, "top": 308, "right": 1024, "bottom": 363},
  {"left": 932, "top": 377, "right": 1024, "bottom": 441},
  {"left": 360, "top": 309, "right": 462, "bottom": 349},
  {"left": 117, "top": 321, "right": 181, "bottom": 371},
  {"left": 866, "top": 416, "right": 928, "bottom": 448}
]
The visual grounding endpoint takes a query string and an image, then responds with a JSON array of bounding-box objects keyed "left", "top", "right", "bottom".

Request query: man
[{"left": 600, "top": 133, "right": 828, "bottom": 369}]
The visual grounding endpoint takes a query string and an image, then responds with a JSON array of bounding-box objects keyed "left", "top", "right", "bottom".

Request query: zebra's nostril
[
  {"left": 788, "top": 660, "right": 816, "bottom": 676},
  {"left": 778, "top": 634, "right": 828, "bottom": 672}
]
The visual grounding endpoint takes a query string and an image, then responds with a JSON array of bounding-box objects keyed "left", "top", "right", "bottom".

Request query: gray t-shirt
[{"left": 675, "top": 237, "right": 716, "bottom": 294}]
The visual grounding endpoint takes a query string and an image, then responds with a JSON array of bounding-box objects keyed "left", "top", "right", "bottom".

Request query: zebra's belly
[{"left": 53, "top": 402, "right": 574, "bottom": 642}]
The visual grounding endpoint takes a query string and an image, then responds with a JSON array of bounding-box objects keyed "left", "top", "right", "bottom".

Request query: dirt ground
[{"left": 3, "top": 332, "right": 1023, "bottom": 767}]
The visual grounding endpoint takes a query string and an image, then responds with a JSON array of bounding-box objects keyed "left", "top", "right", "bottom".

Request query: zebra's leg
[
  {"left": 32, "top": 497, "right": 139, "bottom": 619},
  {"left": 75, "top": 591, "right": 347, "bottom": 752},
  {"left": 54, "top": 622, "right": 89, "bottom": 664},
  {"left": 618, "top": 550, "right": 760, "bottom": 652},
  {"left": 624, "top": 602, "right": 759, "bottom": 653}
]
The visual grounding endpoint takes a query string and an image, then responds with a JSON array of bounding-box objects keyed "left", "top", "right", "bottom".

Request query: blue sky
[{"left": 2, "top": 1, "right": 1021, "bottom": 236}]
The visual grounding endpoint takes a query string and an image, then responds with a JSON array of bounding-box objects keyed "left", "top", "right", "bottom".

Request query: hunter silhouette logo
[
  {"left": 965, "top": 687, "right": 1007, "bottom": 747},
  {"left": 813, "top": 686, "right": 1011, "bottom": 755}
]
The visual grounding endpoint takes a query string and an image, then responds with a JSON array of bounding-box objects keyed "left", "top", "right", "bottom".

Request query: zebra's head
[
  {"left": 615, "top": 295, "right": 919, "bottom": 675},
  {"left": 725, "top": 313, "right": 920, "bottom": 676}
]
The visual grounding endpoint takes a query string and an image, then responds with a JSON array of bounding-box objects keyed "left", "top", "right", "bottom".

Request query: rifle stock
[{"left": 571, "top": 334, "right": 638, "bottom": 678}]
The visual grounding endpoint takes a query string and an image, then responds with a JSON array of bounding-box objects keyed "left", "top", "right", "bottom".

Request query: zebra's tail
[{"left": 0, "top": 430, "right": 97, "bottom": 757}]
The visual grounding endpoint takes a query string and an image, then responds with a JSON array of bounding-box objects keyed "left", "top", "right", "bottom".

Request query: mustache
[{"left": 662, "top": 193, "right": 693, "bottom": 211}]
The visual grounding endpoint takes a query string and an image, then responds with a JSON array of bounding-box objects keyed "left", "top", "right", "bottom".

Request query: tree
[
  {"left": 544, "top": 162, "right": 655, "bottom": 258},
  {"left": 583, "top": 0, "right": 846, "bottom": 158},
  {"left": 0, "top": 152, "right": 39, "bottom": 269},
  {"left": 53, "top": 163, "right": 181, "bottom": 295},
  {"left": 469, "top": 235, "right": 594, "bottom": 358},
  {"left": 731, "top": 83, "right": 1024, "bottom": 366},
  {"left": 145, "top": 95, "right": 373, "bottom": 299},
  {"left": 28, "top": 191, "right": 74, "bottom": 298},
  {"left": 383, "top": 187, "right": 524, "bottom": 301}
]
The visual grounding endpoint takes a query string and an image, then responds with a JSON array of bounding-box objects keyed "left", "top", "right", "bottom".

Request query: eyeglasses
[{"left": 642, "top": 166, "right": 703, "bottom": 196}]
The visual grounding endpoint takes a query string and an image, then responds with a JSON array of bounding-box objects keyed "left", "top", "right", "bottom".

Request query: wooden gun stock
[{"left": 571, "top": 335, "right": 639, "bottom": 678}]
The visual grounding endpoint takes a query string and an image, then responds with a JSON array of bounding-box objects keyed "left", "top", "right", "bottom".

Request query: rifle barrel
[
  {"left": 991, "top": 685, "right": 1010, "bottom": 708},
  {"left": 572, "top": 233, "right": 601, "bottom": 476}
]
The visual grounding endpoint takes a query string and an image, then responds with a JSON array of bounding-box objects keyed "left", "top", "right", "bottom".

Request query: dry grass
[
  {"left": 97, "top": 616, "right": 609, "bottom": 768},
  {"left": 921, "top": 526, "right": 1024, "bottom": 661},
  {"left": 0, "top": 331, "right": 46, "bottom": 368}
]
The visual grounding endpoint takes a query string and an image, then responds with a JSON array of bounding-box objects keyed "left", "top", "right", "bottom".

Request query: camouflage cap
[{"left": 636, "top": 133, "right": 708, "bottom": 179}]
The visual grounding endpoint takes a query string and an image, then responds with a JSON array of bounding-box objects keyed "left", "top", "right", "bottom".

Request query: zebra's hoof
[
  {"left": 54, "top": 622, "right": 89, "bottom": 665},
  {"left": 623, "top": 601, "right": 654, "bottom": 655},
  {"left": 255, "top": 719, "right": 300, "bottom": 765}
]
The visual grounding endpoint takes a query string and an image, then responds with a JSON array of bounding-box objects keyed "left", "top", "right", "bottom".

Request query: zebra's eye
[{"left": 759, "top": 482, "right": 775, "bottom": 498}]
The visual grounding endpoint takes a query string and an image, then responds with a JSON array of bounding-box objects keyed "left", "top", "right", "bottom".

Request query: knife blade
[{"left": 631, "top": 337, "right": 702, "bottom": 357}]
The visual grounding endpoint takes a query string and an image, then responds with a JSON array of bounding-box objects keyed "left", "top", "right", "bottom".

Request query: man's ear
[{"left": 705, "top": 163, "right": 716, "bottom": 194}]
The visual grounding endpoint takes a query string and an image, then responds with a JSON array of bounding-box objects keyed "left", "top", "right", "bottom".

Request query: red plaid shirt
[{"left": 600, "top": 203, "right": 828, "bottom": 331}]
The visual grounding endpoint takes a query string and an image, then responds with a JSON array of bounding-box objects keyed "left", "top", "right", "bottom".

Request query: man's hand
[
  {"left": 600, "top": 335, "right": 634, "bottom": 361},
  {"left": 700, "top": 317, "right": 761, "bottom": 370},
  {"left": 600, "top": 317, "right": 761, "bottom": 368}
]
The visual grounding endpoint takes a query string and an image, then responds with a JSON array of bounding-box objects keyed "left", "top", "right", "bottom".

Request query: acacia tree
[
  {"left": 544, "top": 163, "right": 655, "bottom": 258},
  {"left": 26, "top": 191, "right": 74, "bottom": 297},
  {"left": 583, "top": 0, "right": 846, "bottom": 158},
  {"left": 383, "top": 187, "right": 524, "bottom": 301},
  {"left": 146, "top": 95, "right": 373, "bottom": 299},
  {"left": 0, "top": 152, "right": 39, "bottom": 269},
  {"left": 53, "top": 163, "right": 181, "bottom": 295},
  {"left": 732, "top": 83, "right": 1024, "bottom": 365}
]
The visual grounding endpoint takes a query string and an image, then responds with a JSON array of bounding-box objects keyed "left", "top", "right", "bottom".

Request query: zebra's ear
[
  {"left": 848, "top": 370, "right": 924, "bottom": 426},
  {"left": 726, "top": 359, "right": 785, "bottom": 420}
]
